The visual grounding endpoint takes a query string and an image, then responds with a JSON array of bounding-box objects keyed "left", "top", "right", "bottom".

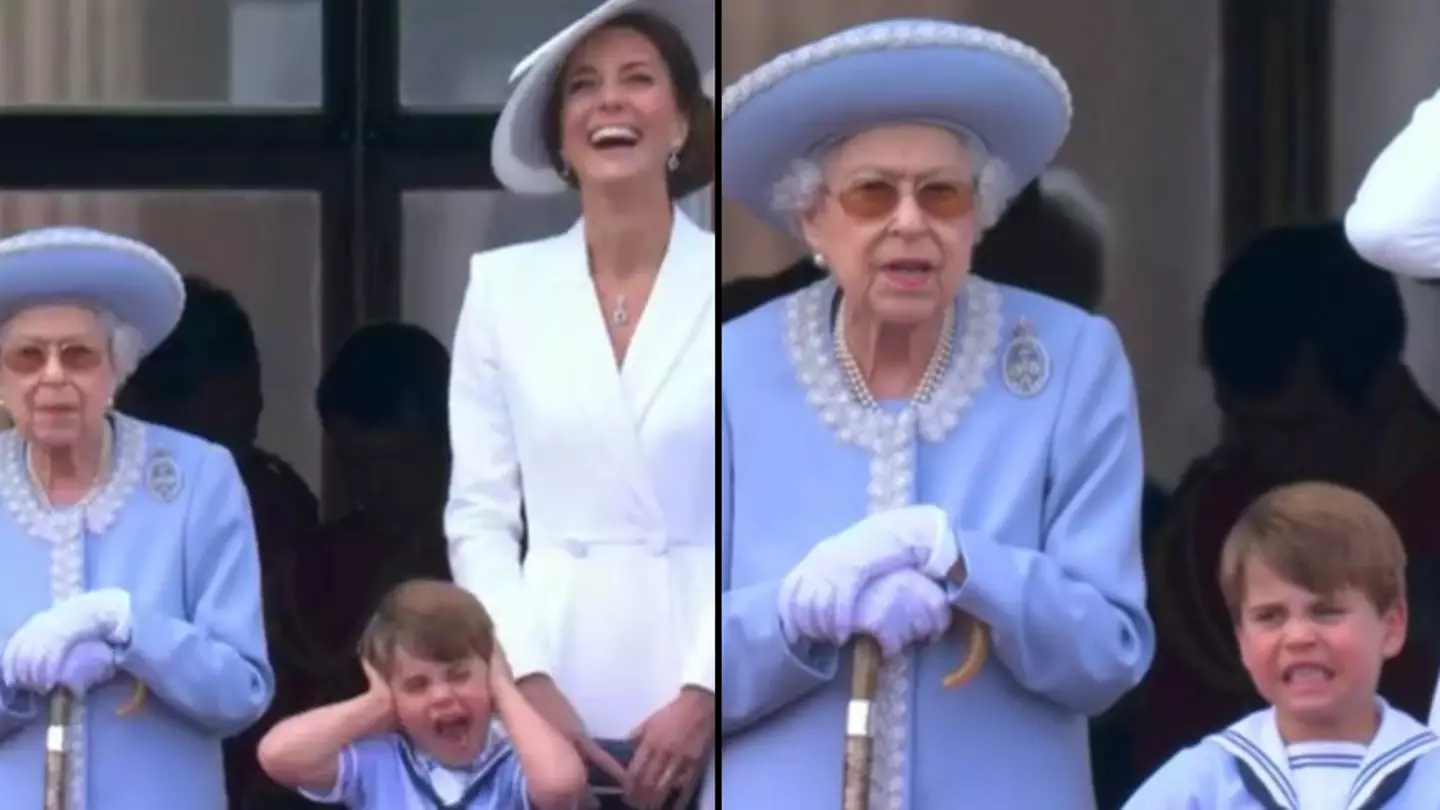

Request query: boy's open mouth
[{"left": 434, "top": 715, "right": 473, "bottom": 741}]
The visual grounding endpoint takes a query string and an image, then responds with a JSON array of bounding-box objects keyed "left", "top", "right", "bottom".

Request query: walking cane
[
  {"left": 842, "top": 610, "right": 991, "bottom": 810},
  {"left": 44, "top": 690, "right": 74, "bottom": 810},
  {"left": 40, "top": 681, "right": 143, "bottom": 810}
]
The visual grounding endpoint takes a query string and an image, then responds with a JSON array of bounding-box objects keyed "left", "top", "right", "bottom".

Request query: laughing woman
[
  {"left": 0, "top": 227, "right": 272, "bottom": 808},
  {"left": 445, "top": 0, "right": 716, "bottom": 807}
]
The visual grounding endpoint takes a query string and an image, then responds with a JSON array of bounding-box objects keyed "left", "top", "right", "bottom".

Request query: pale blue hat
[
  {"left": 721, "top": 19, "right": 1073, "bottom": 233},
  {"left": 0, "top": 227, "right": 185, "bottom": 353}
]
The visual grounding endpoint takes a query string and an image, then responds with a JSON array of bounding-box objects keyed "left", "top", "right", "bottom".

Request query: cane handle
[
  {"left": 941, "top": 611, "right": 991, "bottom": 689},
  {"left": 117, "top": 681, "right": 146, "bottom": 717}
]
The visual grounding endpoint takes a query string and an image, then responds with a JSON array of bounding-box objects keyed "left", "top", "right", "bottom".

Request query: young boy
[
  {"left": 258, "top": 579, "right": 586, "bottom": 809},
  {"left": 1125, "top": 482, "right": 1440, "bottom": 808}
]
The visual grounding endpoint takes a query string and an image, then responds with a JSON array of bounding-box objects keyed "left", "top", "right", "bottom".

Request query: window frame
[{"left": 0, "top": 0, "right": 506, "bottom": 506}]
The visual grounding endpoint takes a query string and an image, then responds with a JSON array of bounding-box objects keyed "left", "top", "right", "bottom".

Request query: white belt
[{"left": 532, "top": 531, "right": 710, "bottom": 558}]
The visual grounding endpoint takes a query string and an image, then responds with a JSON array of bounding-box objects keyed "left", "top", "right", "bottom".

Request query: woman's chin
[
  {"left": 861, "top": 287, "right": 947, "bottom": 326},
  {"left": 27, "top": 418, "right": 85, "bottom": 446},
  {"left": 579, "top": 162, "right": 664, "bottom": 192}
]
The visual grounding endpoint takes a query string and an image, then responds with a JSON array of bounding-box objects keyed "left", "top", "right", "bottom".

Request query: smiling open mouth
[{"left": 589, "top": 125, "right": 641, "bottom": 151}]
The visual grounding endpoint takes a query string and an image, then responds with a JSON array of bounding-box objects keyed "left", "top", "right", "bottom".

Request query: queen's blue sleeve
[
  {"left": 719, "top": 397, "right": 839, "bottom": 738},
  {"left": 0, "top": 682, "right": 37, "bottom": 742},
  {"left": 947, "top": 315, "right": 1154, "bottom": 716},
  {"left": 115, "top": 443, "right": 274, "bottom": 736}
]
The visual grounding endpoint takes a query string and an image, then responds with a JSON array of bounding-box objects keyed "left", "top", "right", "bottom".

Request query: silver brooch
[
  {"left": 1002, "top": 319, "right": 1049, "bottom": 397},
  {"left": 145, "top": 450, "right": 183, "bottom": 503}
]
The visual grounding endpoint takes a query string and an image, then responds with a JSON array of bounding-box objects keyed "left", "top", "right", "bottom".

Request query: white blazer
[
  {"left": 445, "top": 211, "right": 716, "bottom": 745},
  {"left": 1346, "top": 85, "right": 1440, "bottom": 279}
]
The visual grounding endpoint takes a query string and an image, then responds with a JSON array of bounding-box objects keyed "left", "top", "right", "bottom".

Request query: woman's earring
[
  {"left": 559, "top": 160, "right": 574, "bottom": 181},
  {"left": 667, "top": 149, "right": 681, "bottom": 172},
  {"left": 812, "top": 253, "right": 827, "bottom": 269}
]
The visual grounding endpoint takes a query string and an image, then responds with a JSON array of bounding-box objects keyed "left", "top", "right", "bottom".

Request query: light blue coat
[
  {"left": 0, "top": 414, "right": 273, "bottom": 809},
  {"left": 720, "top": 278, "right": 1155, "bottom": 809}
]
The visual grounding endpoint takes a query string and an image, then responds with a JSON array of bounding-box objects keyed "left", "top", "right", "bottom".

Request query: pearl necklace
[{"left": 833, "top": 300, "right": 956, "bottom": 410}]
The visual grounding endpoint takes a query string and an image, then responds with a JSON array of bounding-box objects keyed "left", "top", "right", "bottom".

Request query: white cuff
[
  {"left": 103, "top": 591, "right": 133, "bottom": 647},
  {"left": 681, "top": 647, "right": 715, "bottom": 693},
  {"left": 920, "top": 508, "right": 959, "bottom": 581},
  {"left": 681, "top": 607, "right": 716, "bottom": 692}
]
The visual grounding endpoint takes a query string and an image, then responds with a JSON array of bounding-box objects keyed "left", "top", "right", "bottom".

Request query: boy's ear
[{"left": 1380, "top": 599, "right": 1408, "bottom": 659}]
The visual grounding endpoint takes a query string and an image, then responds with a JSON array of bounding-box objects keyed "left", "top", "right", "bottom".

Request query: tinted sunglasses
[
  {"left": 831, "top": 178, "right": 976, "bottom": 221},
  {"left": 1, "top": 343, "right": 105, "bottom": 375}
]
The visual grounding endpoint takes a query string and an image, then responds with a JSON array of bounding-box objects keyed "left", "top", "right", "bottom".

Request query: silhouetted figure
[
  {"left": 119, "top": 278, "right": 320, "bottom": 574},
  {"left": 1137, "top": 222, "right": 1440, "bottom": 780},
  {"left": 118, "top": 275, "right": 319, "bottom": 809},
  {"left": 277, "top": 324, "right": 454, "bottom": 712},
  {"left": 975, "top": 167, "right": 1109, "bottom": 311}
]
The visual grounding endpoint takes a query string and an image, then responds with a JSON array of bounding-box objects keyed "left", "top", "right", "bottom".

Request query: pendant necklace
[{"left": 610, "top": 293, "right": 629, "bottom": 328}]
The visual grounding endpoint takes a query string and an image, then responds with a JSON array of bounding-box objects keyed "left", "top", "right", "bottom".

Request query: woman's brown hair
[{"left": 540, "top": 10, "right": 714, "bottom": 199}]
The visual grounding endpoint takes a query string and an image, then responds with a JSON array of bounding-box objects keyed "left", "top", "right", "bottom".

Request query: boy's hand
[
  {"left": 360, "top": 659, "right": 397, "bottom": 734},
  {"left": 489, "top": 646, "right": 515, "bottom": 688}
]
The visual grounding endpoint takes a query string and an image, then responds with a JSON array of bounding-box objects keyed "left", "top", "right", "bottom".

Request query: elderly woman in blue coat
[
  {"left": 719, "top": 20, "right": 1154, "bottom": 809},
  {"left": 0, "top": 227, "right": 273, "bottom": 808}
]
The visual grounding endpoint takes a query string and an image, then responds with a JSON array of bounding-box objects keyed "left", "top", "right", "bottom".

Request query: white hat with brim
[
  {"left": 721, "top": 19, "right": 1073, "bottom": 234},
  {"left": 0, "top": 227, "right": 185, "bottom": 354},
  {"left": 492, "top": 0, "right": 715, "bottom": 195}
]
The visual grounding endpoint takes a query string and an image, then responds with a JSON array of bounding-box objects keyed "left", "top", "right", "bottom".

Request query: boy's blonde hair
[
  {"left": 358, "top": 579, "right": 496, "bottom": 675},
  {"left": 1218, "top": 482, "right": 1406, "bottom": 620}
]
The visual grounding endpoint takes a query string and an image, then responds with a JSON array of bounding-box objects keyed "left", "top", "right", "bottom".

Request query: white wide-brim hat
[
  {"left": 722, "top": 19, "right": 1073, "bottom": 234},
  {"left": 492, "top": 0, "right": 715, "bottom": 195},
  {"left": 0, "top": 227, "right": 185, "bottom": 353}
]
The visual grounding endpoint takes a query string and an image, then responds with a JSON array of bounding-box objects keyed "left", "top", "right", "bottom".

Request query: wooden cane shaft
[
  {"left": 842, "top": 636, "right": 883, "bottom": 810},
  {"left": 842, "top": 735, "right": 874, "bottom": 810},
  {"left": 44, "top": 691, "right": 73, "bottom": 810},
  {"left": 850, "top": 635, "right": 882, "bottom": 697}
]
